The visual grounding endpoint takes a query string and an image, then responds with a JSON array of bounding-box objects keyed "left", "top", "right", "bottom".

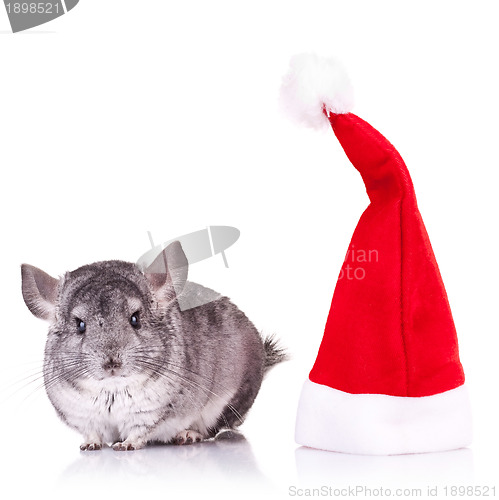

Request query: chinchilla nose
[{"left": 103, "top": 357, "right": 122, "bottom": 373}]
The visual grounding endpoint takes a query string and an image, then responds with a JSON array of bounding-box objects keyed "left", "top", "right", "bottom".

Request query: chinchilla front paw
[
  {"left": 112, "top": 440, "right": 145, "bottom": 451},
  {"left": 173, "top": 429, "right": 204, "bottom": 445},
  {"left": 80, "top": 442, "right": 103, "bottom": 451}
]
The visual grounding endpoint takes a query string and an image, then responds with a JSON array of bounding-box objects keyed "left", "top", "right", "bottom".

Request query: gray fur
[{"left": 21, "top": 242, "right": 286, "bottom": 450}]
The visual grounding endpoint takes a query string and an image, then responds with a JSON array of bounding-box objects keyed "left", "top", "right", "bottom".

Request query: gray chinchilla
[{"left": 21, "top": 241, "right": 286, "bottom": 451}]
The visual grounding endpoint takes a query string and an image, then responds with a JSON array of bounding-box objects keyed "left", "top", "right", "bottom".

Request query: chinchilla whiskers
[
  {"left": 132, "top": 356, "right": 228, "bottom": 397},
  {"left": 0, "top": 364, "right": 44, "bottom": 402},
  {"left": 132, "top": 345, "right": 234, "bottom": 372},
  {"left": 127, "top": 362, "right": 202, "bottom": 415},
  {"left": 1, "top": 354, "right": 89, "bottom": 400},
  {"left": 45, "top": 364, "right": 95, "bottom": 386},
  {"left": 14, "top": 365, "right": 94, "bottom": 405},
  {"left": 163, "top": 359, "right": 241, "bottom": 399},
  {"left": 132, "top": 353, "right": 241, "bottom": 405},
  {"left": 40, "top": 364, "right": 95, "bottom": 396},
  {"left": 132, "top": 356, "right": 244, "bottom": 425}
]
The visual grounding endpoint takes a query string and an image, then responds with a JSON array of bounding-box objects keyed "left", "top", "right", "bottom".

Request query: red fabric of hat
[{"left": 310, "top": 112, "right": 465, "bottom": 398}]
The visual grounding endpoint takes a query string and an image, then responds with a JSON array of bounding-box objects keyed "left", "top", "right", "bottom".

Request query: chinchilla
[{"left": 21, "top": 241, "right": 286, "bottom": 451}]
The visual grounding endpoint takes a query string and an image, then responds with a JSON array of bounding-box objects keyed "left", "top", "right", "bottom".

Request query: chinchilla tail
[{"left": 263, "top": 334, "right": 288, "bottom": 372}]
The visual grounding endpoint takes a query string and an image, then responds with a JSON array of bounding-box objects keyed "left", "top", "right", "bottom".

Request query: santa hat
[{"left": 281, "top": 54, "right": 472, "bottom": 455}]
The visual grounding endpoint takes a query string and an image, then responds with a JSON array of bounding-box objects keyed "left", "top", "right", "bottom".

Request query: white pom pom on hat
[{"left": 280, "top": 53, "right": 354, "bottom": 129}]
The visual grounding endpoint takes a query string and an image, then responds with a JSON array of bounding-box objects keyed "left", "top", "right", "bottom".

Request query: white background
[{"left": 0, "top": 1, "right": 498, "bottom": 498}]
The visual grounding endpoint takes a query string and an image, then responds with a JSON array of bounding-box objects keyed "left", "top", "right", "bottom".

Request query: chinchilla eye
[
  {"left": 130, "top": 312, "right": 140, "bottom": 329},
  {"left": 76, "top": 319, "right": 86, "bottom": 334}
]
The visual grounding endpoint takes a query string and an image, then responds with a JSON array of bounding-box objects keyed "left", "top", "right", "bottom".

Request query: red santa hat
[{"left": 281, "top": 54, "right": 472, "bottom": 455}]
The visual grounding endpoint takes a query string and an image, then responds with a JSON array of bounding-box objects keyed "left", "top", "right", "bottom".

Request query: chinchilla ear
[
  {"left": 145, "top": 241, "right": 188, "bottom": 304},
  {"left": 21, "top": 264, "right": 59, "bottom": 322}
]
